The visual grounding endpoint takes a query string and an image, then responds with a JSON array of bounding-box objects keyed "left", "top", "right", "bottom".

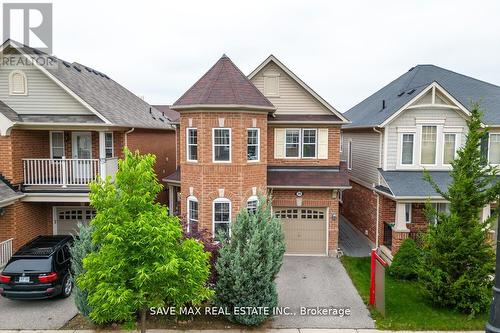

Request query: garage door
[
  {"left": 274, "top": 208, "right": 327, "bottom": 255},
  {"left": 54, "top": 207, "right": 96, "bottom": 235}
]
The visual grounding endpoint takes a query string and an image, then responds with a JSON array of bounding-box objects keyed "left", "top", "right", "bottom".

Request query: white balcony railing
[
  {"left": 22, "top": 158, "right": 117, "bottom": 187},
  {"left": 0, "top": 238, "right": 13, "bottom": 268}
]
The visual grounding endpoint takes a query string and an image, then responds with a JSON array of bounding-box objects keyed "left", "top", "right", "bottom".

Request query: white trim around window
[
  {"left": 9, "top": 70, "right": 28, "bottom": 95},
  {"left": 347, "top": 139, "right": 352, "bottom": 170},
  {"left": 302, "top": 128, "right": 317, "bottom": 159},
  {"left": 212, "top": 128, "right": 231, "bottom": 163},
  {"left": 213, "top": 197, "right": 231, "bottom": 238},
  {"left": 247, "top": 128, "right": 260, "bottom": 162},
  {"left": 283, "top": 128, "right": 318, "bottom": 159},
  {"left": 247, "top": 195, "right": 258, "bottom": 213},
  {"left": 187, "top": 196, "right": 199, "bottom": 233},
  {"left": 186, "top": 127, "right": 198, "bottom": 162},
  {"left": 404, "top": 203, "right": 412, "bottom": 224},
  {"left": 284, "top": 128, "right": 301, "bottom": 158},
  {"left": 50, "top": 131, "right": 65, "bottom": 159},
  {"left": 104, "top": 132, "right": 114, "bottom": 158},
  {"left": 489, "top": 133, "right": 500, "bottom": 165}
]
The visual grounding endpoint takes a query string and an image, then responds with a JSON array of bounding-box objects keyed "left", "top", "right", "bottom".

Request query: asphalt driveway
[
  {"left": 0, "top": 294, "right": 78, "bottom": 329},
  {"left": 272, "top": 256, "right": 374, "bottom": 329}
]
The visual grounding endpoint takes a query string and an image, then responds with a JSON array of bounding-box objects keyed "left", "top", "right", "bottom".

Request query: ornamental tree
[
  {"left": 422, "top": 103, "right": 497, "bottom": 316},
  {"left": 214, "top": 196, "right": 286, "bottom": 326},
  {"left": 78, "top": 149, "right": 212, "bottom": 331}
]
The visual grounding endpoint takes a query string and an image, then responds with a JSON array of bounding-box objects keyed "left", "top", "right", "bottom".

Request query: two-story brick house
[
  {"left": 164, "top": 55, "right": 350, "bottom": 256},
  {"left": 341, "top": 65, "right": 499, "bottom": 258},
  {"left": 0, "top": 40, "right": 176, "bottom": 254}
]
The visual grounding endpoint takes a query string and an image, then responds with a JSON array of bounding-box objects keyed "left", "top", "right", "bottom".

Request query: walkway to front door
[
  {"left": 272, "top": 256, "right": 374, "bottom": 328},
  {"left": 339, "top": 216, "right": 373, "bottom": 257}
]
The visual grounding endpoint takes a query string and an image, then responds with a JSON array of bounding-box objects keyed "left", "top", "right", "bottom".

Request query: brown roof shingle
[
  {"left": 172, "top": 55, "right": 275, "bottom": 110},
  {"left": 267, "top": 164, "right": 350, "bottom": 189}
]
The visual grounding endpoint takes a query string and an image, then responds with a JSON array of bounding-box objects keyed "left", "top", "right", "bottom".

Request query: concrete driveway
[
  {"left": 0, "top": 294, "right": 77, "bottom": 329},
  {"left": 272, "top": 256, "right": 374, "bottom": 329}
]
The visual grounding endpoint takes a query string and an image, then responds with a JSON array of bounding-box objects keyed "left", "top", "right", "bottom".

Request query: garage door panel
[
  {"left": 275, "top": 208, "right": 327, "bottom": 255},
  {"left": 55, "top": 207, "right": 95, "bottom": 235}
]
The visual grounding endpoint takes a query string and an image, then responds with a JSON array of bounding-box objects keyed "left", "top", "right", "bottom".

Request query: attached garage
[
  {"left": 53, "top": 207, "right": 95, "bottom": 235},
  {"left": 274, "top": 207, "right": 328, "bottom": 255}
]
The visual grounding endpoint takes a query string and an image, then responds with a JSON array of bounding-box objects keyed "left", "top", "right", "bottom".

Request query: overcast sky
[{"left": 10, "top": 0, "right": 500, "bottom": 112}]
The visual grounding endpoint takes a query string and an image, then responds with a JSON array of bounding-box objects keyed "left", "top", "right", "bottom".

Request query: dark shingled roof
[
  {"left": 0, "top": 100, "right": 20, "bottom": 121},
  {"left": 0, "top": 176, "right": 23, "bottom": 206},
  {"left": 345, "top": 64, "right": 500, "bottom": 128},
  {"left": 173, "top": 55, "right": 275, "bottom": 110},
  {"left": 378, "top": 169, "right": 451, "bottom": 198},
  {"left": 268, "top": 114, "right": 342, "bottom": 123},
  {"left": 152, "top": 105, "right": 179, "bottom": 122},
  {"left": 6, "top": 40, "right": 173, "bottom": 129},
  {"left": 163, "top": 167, "right": 180, "bottom": 183},
  {"left": 267, "top": 165, "right": 350, "bottom": 189}
]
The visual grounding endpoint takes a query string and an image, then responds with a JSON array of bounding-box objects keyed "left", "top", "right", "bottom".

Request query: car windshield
[{"left": 3, "top": 258, "right": 52, "bottom": 273}]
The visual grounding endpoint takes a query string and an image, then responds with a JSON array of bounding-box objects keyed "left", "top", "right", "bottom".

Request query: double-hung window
[
  {"left": 50, "top": 131, "right": 64, "bottom": 159},
  {"left": 187, "top": 197, "right": 198, "bottom": 233},
  {"left": 247, "top": 197, "right": 258, "bottom": 214},
  {"left": 213, "top": 198, "right": 231, "bottom": 239},
  {"left": 490, "top": 134, "right": 500, "bottom": 164},
  {"left": 247, "top": 128, "right": 260, "bottom": 161},
  {"left": 213, "top": 128, "right": 231, "bottom": 162},
  {"left": 401, "top": 134, "right": 414, "bottom": 165},
  {"left": 285, "top": 129, "right": 301, "bottom": 158},
  {"left": 421, "top": 125, "right": 437, "bottom": 164},
  {"left": 187, "top": 128, "right": 198, "bottom": 162},
  {"left": 104, "top": 132, "right": 114, "bottom": 158},
  {"left": 404, "top": 203, "right": 412, "bottom": 223},
  {"left": 443, "top": 133, "right": 457, "bottom": 164},
  {"left": 302, "top": 129, "right": 317, "bottom": 158}
]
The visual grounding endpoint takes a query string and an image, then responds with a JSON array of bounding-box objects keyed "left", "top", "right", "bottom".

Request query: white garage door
[
  {"left": 274, "top": 208, "right": 328, "bottom": 255},
  {"left": 54, "top": 207, "right": 96, "bottom": 235}
]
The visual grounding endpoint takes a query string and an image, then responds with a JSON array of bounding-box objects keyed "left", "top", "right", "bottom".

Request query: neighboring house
[
  {"left": 341, "top": 64, "right": 499, "bottom": 259},
  {"left": 164, "top": 54, "right": 350, "bottom": 256},
  {"left": 0, "top": 39, "right": 176, "bottom": 253}
]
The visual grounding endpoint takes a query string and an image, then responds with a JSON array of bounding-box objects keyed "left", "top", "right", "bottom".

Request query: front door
[{"left": 71, "top": 132, "right": 93, "bottom": 183}]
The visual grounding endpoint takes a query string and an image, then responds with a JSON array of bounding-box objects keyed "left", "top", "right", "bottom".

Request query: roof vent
[
  {"left": 149, "top": 107, "right": 152, "bottom": 114},
  {"left": 62, "top": 61, "right": 71, "bottom": 68},
  {"left": 382, "top": 99, "right": 386, "bottom": 109},
  {"left": 407, "top": 89, "right": 416, "bottom": 95},
  {"left": 73, "top": 65, "right": 81, "bottom": 72},
  {"left": 397, "top": 91, "right": 405, "bottom": 97},
  {"left": 85, "top": 67, "right": 92, "bottom": 72},
  {"left": 409, "top": 66, "right": 415, "bottom": 72}
]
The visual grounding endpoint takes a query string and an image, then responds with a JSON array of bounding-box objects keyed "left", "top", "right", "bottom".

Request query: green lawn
[{"left": 341, "top": 256, "right": 488, "bottom": 330}]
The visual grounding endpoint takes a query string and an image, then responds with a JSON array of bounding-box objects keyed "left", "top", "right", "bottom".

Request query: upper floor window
[
  {"left": 187, "top": 128, "right": 198, "bottom": 162},
  {"left": 264, "top": 73, "right": 280, "bottom": 97},
  {"left": 9, "top": 70, "right": 27, "bottom": 95},
  {"left": 443, "top": 133, "right": 457, "bottom": 165},
  {"left": 213, "top": 198, "right": 231, "bottom": 239},
  {"left": 285, "top": 129, "right": 300, "bottom": 158},
  {"left": 213, "top": 128, "right": 231, "bottom": 162},
  {"left": 247, "top": 128, "right": 260, "bottom": 162},
  {"left": 302, "top": 129, "right": 317, "bottom": 158},
  {"left": 104, "top": 132, "right": 114, "bottom": 158},
  {"left": 401, "top": 134, "right": 414, "bottom": 165},
  {"left": 490, "top": 134, "right": 500, "bottom": 164},
  {"left": 50, "top": 131, "right": 64, "bottom": 159},
  {"left": 347, "top": 140, "right": 352, "bottom": 170},
  {"left": 421, "top": 125, "right": 437, "bottom": 164},
  {"left": 187, "top": 196, "right": 199, "bottom": 233}
]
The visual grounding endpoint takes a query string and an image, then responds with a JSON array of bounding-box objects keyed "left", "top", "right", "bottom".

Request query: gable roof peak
[{"left": 172, "top": 55, "right": 275, "bottom": 111}]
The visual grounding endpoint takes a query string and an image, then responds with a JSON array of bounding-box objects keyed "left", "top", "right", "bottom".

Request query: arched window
[
  {"left": 213, "top": 197, "right": 231, "bottom": 239},
  {"left": 246, "top": 196, "right": 258, "bottom": 214},
  {"left": 9, "top": 70, "right": 27, "bottom": 95},
  {"left": 187, "top": 196, "right": 198, "bottom": 233}
]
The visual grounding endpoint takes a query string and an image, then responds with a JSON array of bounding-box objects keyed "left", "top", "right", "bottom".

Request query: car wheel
[{"left": 61, "top": 274, "right": 73, "bottom": 298}]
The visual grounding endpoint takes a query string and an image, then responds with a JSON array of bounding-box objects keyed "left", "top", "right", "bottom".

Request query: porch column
[
  {"left": 392, "top": 202, "right": 410, "bottom": 255},
  {"left": 98, "top": 132, "right": 107, "bottom": 180},
  {"left": 168, "top": 185, "right": 174, "bottom": 216}
]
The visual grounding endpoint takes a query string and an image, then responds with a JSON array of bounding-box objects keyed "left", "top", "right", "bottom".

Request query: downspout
[
  {"left": 124, "top": 127, "right": 135, "bottom": 147},
  {"left": 372, "top": 127, "right": 383, "bottom": 248}
]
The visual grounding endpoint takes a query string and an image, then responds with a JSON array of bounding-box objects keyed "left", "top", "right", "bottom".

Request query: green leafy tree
[
  {"left": 78, "top": 149, "right": 212, "bottom": 331},
  {"left": 422, "top": 103, "right": 497, "bottom": 315},
  {"left": 70, "top": 223, "right": 98, "bottom": 320},
  {"left": 214, "top": 196, "right": 286, "bottom": 326}
]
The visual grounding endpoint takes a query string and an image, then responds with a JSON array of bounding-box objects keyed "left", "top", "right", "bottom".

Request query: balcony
[{"left": 23, "top": 157, "right": 118, "bottom": 189}]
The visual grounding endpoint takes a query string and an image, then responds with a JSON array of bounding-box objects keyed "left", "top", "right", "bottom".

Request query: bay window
[
  {"left": 213, "top": 128, "right": 231, "bottom": 162},
  {"left": 187, "top": 196, "right": 198, "bottom": 233},
  {"left": 247, "top": 196, "right": 258, "bottom": 214},
  {"left": 421, "top": 125, "right": 437, "bottom": 164},
  {"left": 187, "top": 128, "right": 198, "bottom": 162},
  {"left": 443, "top": 133, "right": 456, "bottom": 164},
  {"left": 213, "top": 198, "right": 231, "bottom": 239},
  {"left": 404, "top": 203, "right": 412, "bottom": 223}
]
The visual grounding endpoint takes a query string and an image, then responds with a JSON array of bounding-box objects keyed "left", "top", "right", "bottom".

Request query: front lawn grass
[{"left": 341, "top": 256, "right": 488, "bottom": 330}]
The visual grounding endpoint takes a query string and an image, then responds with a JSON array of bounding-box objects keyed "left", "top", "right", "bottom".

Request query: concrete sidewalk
[{"left": 0, "top": 329, "right": 485, "bottom": 333}]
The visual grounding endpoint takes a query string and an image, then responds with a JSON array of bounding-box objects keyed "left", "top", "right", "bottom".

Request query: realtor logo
[{"left": 3, "top": 3, "right": 52, "bottom": 53}]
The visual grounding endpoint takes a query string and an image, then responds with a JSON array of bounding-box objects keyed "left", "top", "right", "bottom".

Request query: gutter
[
  {"left": 267, "top": 185, "right": 352, "bottom": 190},
  {"left": 124, "top": 127, "right": 135, "bottom": 147},
  {"left": 0, "top": 194, "right": 25, "bottom": 208}
]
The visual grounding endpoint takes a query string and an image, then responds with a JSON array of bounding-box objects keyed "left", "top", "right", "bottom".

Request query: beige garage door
[
  {"left": 274, "top": 208, "right": 327, "bottom": 255},
  {"left": 54, "top": 207, "right": 96, "bottom": 235}
]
